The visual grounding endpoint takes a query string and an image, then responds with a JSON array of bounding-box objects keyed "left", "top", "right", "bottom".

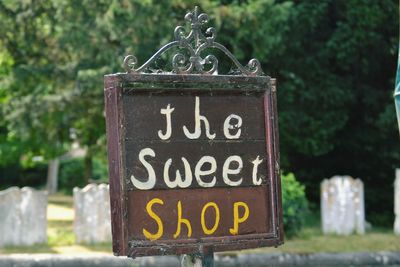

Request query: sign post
[{"left": 104, "top": 7, "right": 283, "bottom": 264}]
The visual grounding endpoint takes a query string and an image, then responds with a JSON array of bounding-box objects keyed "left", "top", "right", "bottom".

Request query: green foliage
[
  {"left": 0, "top": 0, "right": 398, "bottom": 225},
  {"left": 92, "top": 157, "right": 109, "bottom": 183},
  {"left": 58, "top": 158, "right": 85, "bottom": 194},
  {"left": 281, "top": 172, "right": 308, "bottom": 237},
  {"left": 0, "top": 161, "right": 47, "bottom": 190},
  {"left": 275, "top": 0, "right": 399, "bottom": 226},
  {"left": 58, "top": 157, "right": 108, "bottom": 194}
]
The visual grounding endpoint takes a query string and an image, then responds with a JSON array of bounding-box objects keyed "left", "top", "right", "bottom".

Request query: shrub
[
  {"left": 281, "top": 172, "right": 308, "bottom": 237},
  {"left": 58, "top": 157, "right": 108, "bottom": 194},
  {"left": 0, "top": 161, "right": 47, "bottom": 190},
  {"left": 58, "top": 158, "right": 86, "bottom": 194}
]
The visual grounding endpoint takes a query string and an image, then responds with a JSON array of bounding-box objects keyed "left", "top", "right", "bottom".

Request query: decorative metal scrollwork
[{"left": 123, "top": 6, "right": 263, "bottom": 76}]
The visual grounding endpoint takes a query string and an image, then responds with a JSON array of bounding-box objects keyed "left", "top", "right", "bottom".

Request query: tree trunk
[
  {"left": 83, "top": 152, "right": 92, "bottom": 184},
  {"left": 46, "top": 158, "right": 60, "bottom": 195}
]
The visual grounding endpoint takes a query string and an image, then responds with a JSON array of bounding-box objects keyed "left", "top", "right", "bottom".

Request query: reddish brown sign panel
[
  {"left": 128, "top": 187, "right": 271, "bottom": 240},
  {"left": 104, "top": 74, "right": 283, "bottom": 257}
]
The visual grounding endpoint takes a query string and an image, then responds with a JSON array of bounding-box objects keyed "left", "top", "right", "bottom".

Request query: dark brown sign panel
[{"left": 104, "top": 74, "right": 283, "bottom": 257}]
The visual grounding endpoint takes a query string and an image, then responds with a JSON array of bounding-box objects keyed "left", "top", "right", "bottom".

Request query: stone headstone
[
  {"left": 321, "top": 176, "right": 365, "bottom": 235},
  {"left": 73, "top": 183, "right": 111, "bottom": 244},
  {"left": 395, "top": 169, "right": 400, "bottom": 235},
  {"left": 0, "top": 187, "right": 47, "bottom": 247}
]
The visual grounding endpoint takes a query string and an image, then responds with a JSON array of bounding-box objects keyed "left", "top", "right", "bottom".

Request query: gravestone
[
  {"left": 395, "top": 169, "right": 400, "bottom": 235},
  {"left": 321, "top": 176, "right": 365, "bottom": 235},
  {"left": 0, "top": 187, "right": 47, "bottom": 247},
  {"left": 73, "top": 183, "right": 112, "bottom": 243}
]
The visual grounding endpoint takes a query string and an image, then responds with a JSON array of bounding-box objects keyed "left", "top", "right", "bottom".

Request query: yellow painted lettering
[
  {"left": 201, "top": 202, "right": 220, "bottom": 235},
  {"left": 143, "top": 198, "right": 164, "bottom": 240},
  {"left": 173, "top": 201, "right": 192, "bottom": 238},
  {"left": 229, "top": 201, "right": 249, "bottom": 235}
]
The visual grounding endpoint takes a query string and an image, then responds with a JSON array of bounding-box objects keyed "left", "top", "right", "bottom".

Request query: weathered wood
[
  {"left": 271, "top": 79, "right": 285, "bottom": 240},
  {"left": 123, "top": 91, "right": 266, "bottom": 142},
  {"left": 127, "top": 186, "right": 271, "bottom": 240},
  {"left": 104, "top": 73, "right": 283, "bottom": 257},
  {"left": 104, "top": 77, "right": 127, "bottom": 255},
  {"left": 124, "top": 142, "right": 268, "bottom": 190}
]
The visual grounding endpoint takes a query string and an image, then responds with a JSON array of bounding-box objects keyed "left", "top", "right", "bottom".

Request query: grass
[
  {"left": 0, "top": 194, "right": 399, "bottom": 254},
  {"left": 249, "top": 212, "right": 400, "bottom": 254},
  {"left": 251, "top": 227, "right": 400, "bottom": 254},
  {"left": 48, "top": 220, "right": 75, "bottom": 246}
]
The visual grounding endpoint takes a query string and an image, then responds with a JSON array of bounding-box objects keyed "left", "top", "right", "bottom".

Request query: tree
[
  {"left": 0, "top": 0, "right": 292, "bottom": 186},
  {"left": 0, "top": 0, "right": 398, "bottom": 225},
  {"left": 275, "top": 0, "right": 399, "bottom": 225}
]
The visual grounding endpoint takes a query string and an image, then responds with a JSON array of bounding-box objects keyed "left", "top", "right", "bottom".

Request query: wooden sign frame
[{"left": 104, "top": 7, "right": 283, "bottom": 258}]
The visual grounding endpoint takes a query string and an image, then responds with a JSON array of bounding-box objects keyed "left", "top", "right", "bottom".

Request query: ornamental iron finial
[{"left": 123, "top": 6, "right": 263, "bottom": 76}]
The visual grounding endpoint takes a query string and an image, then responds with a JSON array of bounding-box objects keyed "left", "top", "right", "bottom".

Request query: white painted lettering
[
  {"left": 223, "top": 114, "right": 242, "bottom": 139},
  {"left": 183, "top": 97, "right": 216, "bottom": 140},
  {"left": 195, "top": 156, "right": 217, "bottom": 187},
  {"left": 130, "top": 148, "right": 156, "bottom": 190},
  {"left": 251, "top": 156, "right": 263, "bottom": 185},
  {"left": 222, "top": 155, "right": 243, "bottom": 186},
  {"left": 158, "top": 104, "right": 175, "bottom": 140},
  {"left": 163, "top": 157, "right": 192, "bottom": 188}
]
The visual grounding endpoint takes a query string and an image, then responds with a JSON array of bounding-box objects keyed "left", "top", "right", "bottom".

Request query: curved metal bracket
[{"left": 123, "top": 6, "right": 264, "bottom": 76}]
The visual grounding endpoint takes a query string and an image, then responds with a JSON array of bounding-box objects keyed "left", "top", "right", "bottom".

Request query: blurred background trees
[{"left": 0, "top": 0, "right": 398, "bottom": 227}]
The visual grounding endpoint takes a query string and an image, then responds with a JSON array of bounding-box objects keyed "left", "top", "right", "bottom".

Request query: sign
[{"left": 104, "top": 7, "right": 283, "bottom": 258}]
